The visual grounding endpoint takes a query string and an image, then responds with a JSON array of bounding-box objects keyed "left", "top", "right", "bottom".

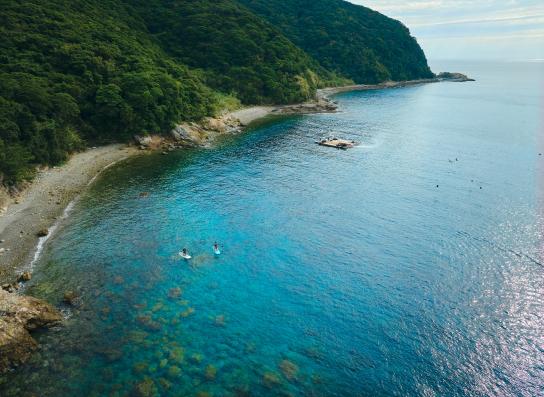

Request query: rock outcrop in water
[
  {"left": 0, "top": 289, "right": 61, "bottom": 373},
  {"left": 437, "top": 72, "right": 475, "bottom": 82}
]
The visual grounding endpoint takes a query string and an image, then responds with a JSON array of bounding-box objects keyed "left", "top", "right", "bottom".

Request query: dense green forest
[
  {"left": 238, "top": 0, "right": 434, "bottom": 82},
  {"left": 0, "top": 0, "right": 432, "bottom": 184},
  {"left": 126, "top": 0, "right": 338, "bottom": 104}
]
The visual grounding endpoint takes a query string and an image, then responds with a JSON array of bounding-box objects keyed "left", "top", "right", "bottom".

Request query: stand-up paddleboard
[
  {"left": 179, "top": 252, "right": 192, "bottom": 259},
  {"left": 213, "top": 248, "right": 221, "bottom": 255}
]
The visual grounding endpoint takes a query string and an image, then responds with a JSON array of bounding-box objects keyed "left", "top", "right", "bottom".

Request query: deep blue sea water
[{"left": 2, "top": 61, "right": 543, "bottom": 396}]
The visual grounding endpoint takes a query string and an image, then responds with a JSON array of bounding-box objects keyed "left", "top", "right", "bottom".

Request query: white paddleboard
[
  {"left": 214, "top": 249, "right": 221, "bottom": 255},
  {"left": 179, "top": 252, "right": 192, "bottom": 259}
]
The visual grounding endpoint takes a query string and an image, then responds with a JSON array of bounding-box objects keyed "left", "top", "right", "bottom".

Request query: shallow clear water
[{"left": 2, "top": 61, "right": 544, "bottom": 396}]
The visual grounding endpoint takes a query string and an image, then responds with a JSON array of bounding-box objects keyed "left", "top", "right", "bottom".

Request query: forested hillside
[
  {"left": 0, "top": 0, "right": 330, "bottom": 184},
  {"left": 0, "top": 0, "right": 433, "bottom": 185},
  {"left": 238, "top": 0, "right": 434, "bottom": 82},
  {"left": 126, "top": 0, "right": 336, "bottom": 104},
  {"left": 0, "top": 0, "right": 211, "bottom": 183}
]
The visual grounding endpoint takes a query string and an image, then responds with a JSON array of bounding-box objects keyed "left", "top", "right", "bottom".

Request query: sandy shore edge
[{"left": 0, "top": 145, "right": 140, "bottom": 284}]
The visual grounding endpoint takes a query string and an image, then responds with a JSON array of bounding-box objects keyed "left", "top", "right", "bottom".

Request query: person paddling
[
  {"left": 180, "top": 248, "right": 191, "bottom": 259},
  {"left": 213, "top": 242, "right": 221, "bottom": 255}
]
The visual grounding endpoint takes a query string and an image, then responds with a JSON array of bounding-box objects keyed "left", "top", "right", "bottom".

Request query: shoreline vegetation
[{"left": 0, "top": 75, "right": 472, "bottom": 373}]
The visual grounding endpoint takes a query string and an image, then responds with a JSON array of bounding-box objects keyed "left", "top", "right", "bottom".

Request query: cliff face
[
  {"left": 237, "top": 0, "right": 434, "bottom": 83},
  {"left": 0, "top": 289, "right": 62, "bottom": 373}
]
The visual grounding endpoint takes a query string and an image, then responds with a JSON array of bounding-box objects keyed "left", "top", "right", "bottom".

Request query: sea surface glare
[{"left": 2, "top": 61, "right": 543, "bottom": 396}]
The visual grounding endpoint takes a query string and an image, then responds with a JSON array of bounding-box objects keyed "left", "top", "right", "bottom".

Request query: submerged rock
[
  {"left": 168, "top": 287, "right": 182, "bottom": 299},
  {"left": 214, "top": 314, "right": 226, "bottom": 327},
  {"left": 279, "top": 359, "right": 299, "bottom": 380},
  {"left": 136, "top": 315, "right": 162, "bottom": 332},
  {"left": 133, "top": 361, "right": 149, "bottom": 374},
  {"left": 131, "top": 377, "right": 158, "bottom": 397},
  {"left": 190, "top": 353, "right": 204, "bottom": 364},
  {"left": 158, "top": 377, "right": 172, "bottom": 390},
  {"left": 302, "top": 346, "right": 322, "bottom": 360},
  {"left": 167, "top": 365, "right": 182, "bottom": 378},
  {"left": 205, "top": 364, "right": 217, "bottom": 381},
  {"left": 180, "top": 307, "right": 195, "bottom": 318},
  {"left": 113, "top": 275, "right": 124, "bottom": 285},
  {"left": 168, "top": 346, "right": 185, "bottom": 364},
  {"left": 0, "top": 289, "right": 62, "bottom": 373},
  {"left": 63, "top": 291, "right": 79, "bottom": 306},
  {"left": 263, "top": 371, "right": 281, "bottom": 388},
  {"left": 128, "top": 330, "right": 149, "bottom": 344},
  {"left": 98, "top": 348, "right": 123, "bottom": 363}
]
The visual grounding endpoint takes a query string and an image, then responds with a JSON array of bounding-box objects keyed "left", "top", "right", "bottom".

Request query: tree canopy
[{"left": 0, "top": 0, "right": 432, "bottom": 184}]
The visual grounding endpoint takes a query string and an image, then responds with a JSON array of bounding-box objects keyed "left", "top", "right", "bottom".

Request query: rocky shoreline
[
  {"left": 0, "top": 288, "right": 62, "bottom": 373},
  {"left": 318, "top": 72, "right": 474, "bottom": 99},
  {"left": 131, "top": 98, "right": 338, "bottom": 153}
]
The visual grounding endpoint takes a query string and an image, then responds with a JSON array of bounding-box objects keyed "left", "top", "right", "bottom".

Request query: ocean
[{"left": 2, "top": 60, "right": 543, "bottom": 396}]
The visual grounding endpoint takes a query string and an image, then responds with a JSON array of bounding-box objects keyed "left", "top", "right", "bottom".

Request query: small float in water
[{"left": 316, "top": 137, "right": 356, "bottom": 149}]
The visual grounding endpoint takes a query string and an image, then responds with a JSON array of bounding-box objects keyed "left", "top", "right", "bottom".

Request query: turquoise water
[{"left": 2, "top": 61, "right": 544, "bottom": 396}]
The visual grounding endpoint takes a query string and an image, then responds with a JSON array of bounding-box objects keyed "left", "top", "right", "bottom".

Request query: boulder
[
  {"left": 134, "top": 135, "right": 153, "bottom": 147},
  {"left": 2, "top": 283, "right": 18, "bottom": 293},
  {"left": 170, "top": 125, "right": 191, "bottom": 141},
  {"left": 17, "top": 272, "right": 32, "bottom": 282},
  {"left": 63, "top": 291, "right": 79, "bottom": 306},
  {"left": 0, "top": 289, "right": 62, "bottom": 373},
  {"left": 202, "top": 117, "right": 227, "bottom": 133},
  {"left": 36, "top": 228, "right": 49, "bottom": 237}
]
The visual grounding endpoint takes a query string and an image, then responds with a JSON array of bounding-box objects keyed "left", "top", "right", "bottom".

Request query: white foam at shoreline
[
  {"left": 22, "top": 156, "right": 130, "bottom": 276},
  {"left": 26, "top": 199, "right": 76, "bottom": 272}
]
